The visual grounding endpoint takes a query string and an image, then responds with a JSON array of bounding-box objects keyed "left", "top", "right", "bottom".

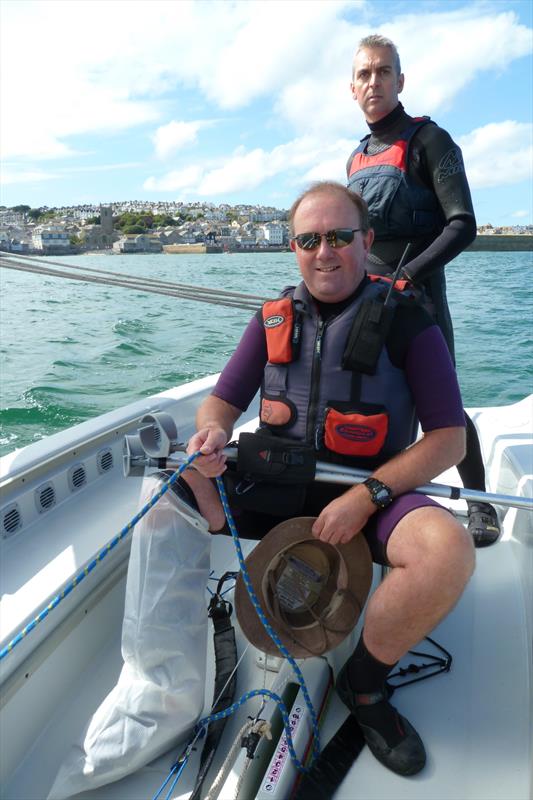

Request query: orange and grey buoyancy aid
[
  {"left": 347, "top": 118, "right": 443, "bottom": 241},
  {"left": 260, "top": 280, "right": 419, "bottom": 467}
]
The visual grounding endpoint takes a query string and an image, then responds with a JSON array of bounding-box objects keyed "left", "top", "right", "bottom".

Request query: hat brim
[{"left": 235, "top": 517, "right": 372, "bottom": 658}]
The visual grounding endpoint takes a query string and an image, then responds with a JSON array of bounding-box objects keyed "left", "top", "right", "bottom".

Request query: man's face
[
  {"left": 290, "top": 190, "right": 373, "bottom": 303},
  {"left": 350, "top": 46, "right": 404, "bottom": 123}
]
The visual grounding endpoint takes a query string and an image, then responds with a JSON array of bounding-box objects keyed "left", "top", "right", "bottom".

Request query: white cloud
[
  {"left": 1, "top": 0, "right": 531, "bottom": 209},
  {"left": 384, "top": 9, "right": 532, "bottom": 116},
  {"left": 62, "top": 162, "right": 143, "bottom": 174},
  {"left": 1, "top": 0, "right": 359, "bottom": 161},
  {"left": 0, "top": 168, "right": 58, "bottom": 185},
  {"left": 458, "top": 121, "right": 533, "bottom": 188},
  {"left": 143, "top": 165, "right": 204, "bottom": 192},
  {"left": 511, "top": 209, "right": 529, "bottom": 219},
  {"left": 143, "top": 136, "right": 356, "bottom": 196},
  {"left": 152, "top": 120, "right": 213, "bottom": 160}
]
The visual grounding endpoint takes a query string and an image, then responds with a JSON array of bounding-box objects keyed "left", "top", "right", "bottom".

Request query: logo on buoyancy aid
[
  {"left": 324, "top": 407, "right": 389, "bottom": 457},
  {"left": 264, "top": 314, "right": 285, "bottom": 328},
  {"left": 336, "top": 423, "right": 376, "bottom": 442}
]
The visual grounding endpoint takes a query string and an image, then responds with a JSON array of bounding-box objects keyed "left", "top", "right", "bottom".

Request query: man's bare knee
[{"left": 388, "top": 506, "right": 475, "bottom": 586}]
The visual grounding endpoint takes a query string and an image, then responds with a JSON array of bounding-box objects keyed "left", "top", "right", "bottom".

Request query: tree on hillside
[{"left": 153, "top": 214, "right": 178, "bottom": 227}]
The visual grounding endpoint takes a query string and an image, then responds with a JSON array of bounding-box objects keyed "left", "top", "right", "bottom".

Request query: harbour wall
[
  {"left": 164, "top": 237, "right": 532, "bottom": 254},
  {"left": 466, "top": 235, "right": 532, "bottom": 252}
]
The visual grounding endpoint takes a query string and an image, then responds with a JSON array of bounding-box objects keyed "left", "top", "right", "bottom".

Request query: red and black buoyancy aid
[
  {"left": 260, "top": 280, "right": 419, "bottom": 468},
  {"left": 347, "top": 118, "right": 443, "bottom": 241}
]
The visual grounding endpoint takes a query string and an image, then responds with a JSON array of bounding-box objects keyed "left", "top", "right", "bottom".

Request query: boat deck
[
  {"left": 1, "top": 389, "right": 532, "bottom": 800},
  {"left": 3, "top": 530, "right": 532, "bottom": 800}
]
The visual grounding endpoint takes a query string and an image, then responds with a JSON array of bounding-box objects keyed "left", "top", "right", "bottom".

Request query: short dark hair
[
  {"left": 289, "top": 181, "right": 370, "bottom": 236},
  {"left": 353, "top": 34, "right": 401, "bottom": 78}
]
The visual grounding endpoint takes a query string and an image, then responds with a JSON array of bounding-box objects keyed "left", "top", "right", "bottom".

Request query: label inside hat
[{"left": 275, "top": 555, "right": 324, "bottom": 614}]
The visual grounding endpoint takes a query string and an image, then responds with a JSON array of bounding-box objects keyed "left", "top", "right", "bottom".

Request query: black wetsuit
[{"left": 347, "top": 103, "right": 485, "bottom": 492}]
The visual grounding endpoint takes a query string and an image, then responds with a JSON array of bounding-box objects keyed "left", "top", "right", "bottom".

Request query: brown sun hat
[{"left": 235, "top": 517, "right": 373, "bottom": 659}]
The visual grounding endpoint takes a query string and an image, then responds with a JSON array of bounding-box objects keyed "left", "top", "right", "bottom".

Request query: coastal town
[{"left": 0, "top": 200, "right": 531, "bottom": 256}]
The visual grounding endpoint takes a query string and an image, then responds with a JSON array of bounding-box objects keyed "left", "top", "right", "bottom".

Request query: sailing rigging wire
[{"left": 0, "top": 252, "right": 270, "bottom": 312}]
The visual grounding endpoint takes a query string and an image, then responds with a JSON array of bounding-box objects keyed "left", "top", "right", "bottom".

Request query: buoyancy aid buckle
[{"left": 236, "top": 431, "right": 316, "bottom": 484}]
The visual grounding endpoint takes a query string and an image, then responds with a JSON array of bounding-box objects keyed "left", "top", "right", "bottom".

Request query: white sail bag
[{"left": 48, "top": 474, "right": 211, "bottom": 799}]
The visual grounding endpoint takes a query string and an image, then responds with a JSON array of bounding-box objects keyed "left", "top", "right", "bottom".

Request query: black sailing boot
[
  {"left": 467, "top": 501, "right": 500, "bottom": 547},
  {"left": 336, "top": 635, "right": 426, "bottom": 776}
]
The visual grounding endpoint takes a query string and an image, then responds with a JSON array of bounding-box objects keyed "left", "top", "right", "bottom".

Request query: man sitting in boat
[{"left": 181, "top": 181, "right": 475, "bottom": 777}]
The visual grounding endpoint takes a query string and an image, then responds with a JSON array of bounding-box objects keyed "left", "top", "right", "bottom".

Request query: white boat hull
[{"left": 1, "top": 381, "right": 532, "bottom": 800}]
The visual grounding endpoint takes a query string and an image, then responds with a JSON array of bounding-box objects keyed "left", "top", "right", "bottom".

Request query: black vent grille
[
  {"left": 97, "top": 449, "right": 113, "bottom": 473},
  {"left": 3, "top": 505, "right": 22, "bottom": 536},
  {"left": 69, "top": 464, "right": 87, "bottom": 490},
  {"left": 38, "top": 484, "right": 56, "bottom": 510}
]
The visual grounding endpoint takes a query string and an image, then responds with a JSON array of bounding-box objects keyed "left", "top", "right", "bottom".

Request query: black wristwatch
[{"left": 363, "top": 477, "right": 394, "bottom": 510}]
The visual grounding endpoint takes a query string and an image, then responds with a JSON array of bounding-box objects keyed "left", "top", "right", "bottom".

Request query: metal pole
[
  {"left": 313, "top": 466, "right": 533, "bottom": 511},
  {"left": 164, "top": 450, "right": 533, "bottom": 512}
]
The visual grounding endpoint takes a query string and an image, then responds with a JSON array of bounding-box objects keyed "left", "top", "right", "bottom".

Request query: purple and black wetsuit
[{"left": 212, "top": 286, "right": 465, "bottom": 564}]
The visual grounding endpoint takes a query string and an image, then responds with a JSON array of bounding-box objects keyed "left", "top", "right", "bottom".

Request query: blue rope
[
  {"left": 2, "top": 449, "right": 321, "bottom": 783},
  {"left": 0, "top": 453, "right": 198, "bottom": 661},
  {"left": 152, "top": 748, "right": 191, "bottom": 800},
  {"left": 214, "top": 475, "right": 321, "bottom": 767}
]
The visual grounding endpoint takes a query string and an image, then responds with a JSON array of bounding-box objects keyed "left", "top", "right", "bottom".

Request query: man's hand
[
  {"left": 187, "top": 427, "right": 228, "bottom": 478},
  {"left": 312, "top": 485, "right": 375, "bottom": 545}
]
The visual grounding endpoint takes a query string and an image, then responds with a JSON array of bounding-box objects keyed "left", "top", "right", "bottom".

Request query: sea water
[{"left": 0, "top": 251, "right": 531, "bottom": 456}]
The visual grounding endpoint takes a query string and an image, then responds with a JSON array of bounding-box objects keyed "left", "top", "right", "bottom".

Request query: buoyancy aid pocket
[
  {"left": 323, "top": 402, "right": 389, "bottom": 457},
  {"left": 263, "top": 298, "right": 298, "bottom": 363},
  {"left": 260, "top": 365, "right": 297, "bottom": 428},
  {"left": 223, "top": 470, "right": 308, "bottom": 516},
  {"left": 260, "top": 396, "right": 295, "bottom": 427}
]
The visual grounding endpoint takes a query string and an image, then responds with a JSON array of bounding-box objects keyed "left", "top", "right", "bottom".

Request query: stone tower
[{"left": 100, "top": 205, "right": 113, "bottom": 235}]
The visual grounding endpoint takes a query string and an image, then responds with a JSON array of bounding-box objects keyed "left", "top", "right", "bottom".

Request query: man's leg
[
  {"left": 181, "top": 468, "right": 226, "bottom": 531},
  {"left": 458, "top": 414, "right": 501, "bottom": 547},
  {"left": 336, "top": 504, "right": 475, "bottom": 775},
  {"left": 364, "top": 505, "right": 474, "bottom": 662},
  {"left": 429, "top": 278, "right": 500, "bottom": 547}
]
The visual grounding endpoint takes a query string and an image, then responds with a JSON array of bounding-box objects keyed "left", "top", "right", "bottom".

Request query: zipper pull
[
  {"left": 315, "top": 319, "right": 324, "bottom": 357},
  {"left": 314, "top": 407, "right": 327, "bottom": 451}
]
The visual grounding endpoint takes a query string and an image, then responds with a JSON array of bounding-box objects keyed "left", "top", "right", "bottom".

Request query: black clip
[{"left": 241, "top": 730, "right": 261, "bottom": 759}]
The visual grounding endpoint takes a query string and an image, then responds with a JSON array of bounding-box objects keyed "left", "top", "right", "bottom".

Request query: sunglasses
[{"left": 291, "top": 228, "right": 361, "bottom": 251}]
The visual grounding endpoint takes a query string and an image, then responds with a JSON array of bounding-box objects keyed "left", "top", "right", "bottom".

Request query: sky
[{"left": 1, "top": 0, "right": 532, "bottom": 225}]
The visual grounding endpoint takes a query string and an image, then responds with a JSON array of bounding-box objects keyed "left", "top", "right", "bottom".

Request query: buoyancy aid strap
[
  {"left": 342, "top": 294, "right": 395, "bottom": 375},
  {"left": 263, "top": 298, "right": 296, "bottom": 364},
  {"left": 368, "top": 273, "right": 411, "bottom": 292}
]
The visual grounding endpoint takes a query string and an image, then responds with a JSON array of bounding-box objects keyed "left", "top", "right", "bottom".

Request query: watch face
[
  {"left": 375, "top": 487, "right": 389, "bottom": 503},
  {"left": 365, "top": 478, "right": 392, "bottom": 508}
]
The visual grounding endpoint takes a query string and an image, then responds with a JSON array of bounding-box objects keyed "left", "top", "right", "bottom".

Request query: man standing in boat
[
  {"left": 183, "top": 181, "right": 475, "bottom": 777},
  {"left": 347, "top": 34, "right": 500, "bottom": 547}
]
